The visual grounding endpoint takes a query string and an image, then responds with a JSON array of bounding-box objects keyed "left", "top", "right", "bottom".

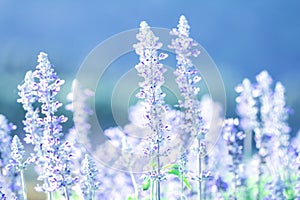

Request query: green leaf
[
  {"left": 183, "top": 176, "right": 191, "bottom": 189},
  {"left": 168, "top": 168, "right": 180, "bottom": 176},
  {"left": 142, "top": 176, "right": 150, "bottom": 191},
  {"left": 167, "top": 164, "right": 191, "bottom": 189},
  {"left": 127, "top": 196, "right": 137, "bottom": 200},
  {"left": 162, "top": 163, "right": 177, "bottom": 170}
]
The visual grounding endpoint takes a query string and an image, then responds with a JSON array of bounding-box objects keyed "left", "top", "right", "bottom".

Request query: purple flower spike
[{"left": 18, "top": 52, "right": 75, "bottom": 196}]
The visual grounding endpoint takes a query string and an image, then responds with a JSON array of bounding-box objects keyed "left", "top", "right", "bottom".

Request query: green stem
[
  {"left": 61, "top": 174, "right": 70, "bottom": 200},
  {"left": 92, "top": 189, "right": 95, "bottom": 200},
  {"left": 156, "top": 141, "right": 161, "bottom": 200},
  {"left": 257, "top": 158, "right": 263, "bottom": 200},
  {"left": 197, "top": 138, "right": 202, "bottom": 200},
  {"left": 243, "top": 130, "right": 252, "bottom": 160},
  {"left": 20, "top": 170, "right": 27, "bottom": 200},
  {"left": 234, "top": 167, "right": 237, "bottom": 200},
  {"left": 130, "top": 171, "right": 139, "bottom": 199},
  {"left": 64, "top": 185, "right": 70, "bottom": 200},
  {"left": 48, "top": 192, "right": 53, "bottom": 200},
  {"left": 180, "top": 172, "right": 184, "bottom": 200},
  {"left": 150, "top": 179, "right": 154, "bottom": 200}
]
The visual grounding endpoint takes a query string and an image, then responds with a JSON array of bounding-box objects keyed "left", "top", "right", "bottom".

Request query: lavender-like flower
[
  {"left": 80, "top": 154, "right": 100, "bottom": 200},
  {"left": 235, "top": 79, "right": 258, "bottom": 132},
  {"left": 65, "top": 79, "right": 94, "bottom": 197},
  {"left": 271, "top": 82, "right": 290, "bottom": 160},
  {"left": 295, "top": 144, "right": 300, "bottom": 199},
  {"left": 267, "top": 82, "right": 291, "bottom": 199},
  {"left": 248, "top": 71, "right": 292, "bottom": 199},
  {"left": 223, "top": 118, "right": 246, "bottom": 200},
  {"left": 7, "top": 135, "right": 28, "bottom": 200},
  {"left": 133, "top": 21, "right": 169, "bottom": 200},
  {"left": 235, "top": 78, "right": 258, "bottom": 158},
  {"left": 0, "top": 114, "right": 16, "bottom": 171},
  {"left": 0, "top": 114, "right": 20, "bottom": 199},
  {"left": 0, "top": 176, "right": 7, "bottom": 200},
  {"left": 169, "top": 15, "right": 205, "bottom": 200},
  {"left": 255, "top": 71, "right": 273, "bottom": 158},
  {"left": 252, "top": 71, "right": 274, "bottom": 199},
  {"left": 0, "top": 192, "right": 6, "bottom": 200},
  {"left": 66, "top": 79, "right": 94, "bottom": 150},
  {"left": 8, "top": 136, "right": 26, "bottom": 171},
  {"left": 17, "top": 52, "right": 75, "bottom": 199}
]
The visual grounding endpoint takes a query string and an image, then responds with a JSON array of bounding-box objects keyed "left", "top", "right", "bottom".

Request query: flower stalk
[
  {"left": 17, "top": 52, "right": 75, "bottom": 198},
  {"left": 169, "top": 15, "right": 205, "bottom": 200},
  {"left": 133, "top": 21, "right": 168, "bottom": 200}
]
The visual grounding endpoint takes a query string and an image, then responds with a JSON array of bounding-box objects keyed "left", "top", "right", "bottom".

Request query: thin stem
[
  {"left": 64, "top": 185, "right": 70, "bottom": 200},
  {"left": 150, "top": 179, "right": 154, "bottom": 200},
  {"left": 197, "top": 138, "right": 202, "bottom": 200},
  {"left": 156, "top": 139, "right": 161, "bottom": 200},
  {"left": 257, "top": 158, "right": 263, "bottom": 200},
  {"left": 149, "top": 57, "right": 161, "bottom": 200},
  {"left": 243, "top": 130, "right": 252, "bottom": 160},
  {"left": 92, "top": 189, "right": 95, "bottom": 200},
  {"left": 48, "top": 192, "right": 53, "bottom": 200},
  {"left": 234, "top": 169, "right": 237, "bottom": 200},
  {"left": 130, "top": 171, "right": 139, "bottom": 199},
  {"left": 180, "top": 171, "right": 184, "bottom": 200},
  {"left": 179, "top": 151, "right": 186, "bottom": 200},
  {"left": 20, "top": 170, "right": 27, "bottom": 200},
  {"left": 62, "top": 173, "right": 70, "bottom": 200}
]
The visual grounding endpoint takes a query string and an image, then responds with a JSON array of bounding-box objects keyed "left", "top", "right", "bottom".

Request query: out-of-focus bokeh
[
  {"left": 1, "top": 1, "right": 299, "bottom": 199},
  {"left": 1, "top": 1, "right": 299, "bottom": 136}
]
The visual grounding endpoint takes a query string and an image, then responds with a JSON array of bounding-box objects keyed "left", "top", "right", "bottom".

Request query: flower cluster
[
  {"left": 254, "top": 71, "right": 274, "bottom": 158},
  {"left": 6, "top": 135, "right": 28, "bottom": 200},
  {"left": 235, "top": 78, "right": 258, "bottom": 132},
  {"left": 0, "top": 172, "right": 7, "bottom": 200},
  {"left": 0, "top": 115, "right": 20, "bottom": 199},
  {"left": 80, "top": 154, "right": 100, "bottom": 200},
  {"left": 66, "top": 79, "right": 94, "bottom": 150},
  {"left": 0, "top": 114, "right": 16, "bottom": 171},
  {"left": 169, "top": 15, "right": 203, "bottom": 141},
  {"left": 169, "top": 15, "right": 207, "bottom": 199},
  {"left": 223, "top": 118, "right": 245, "bottom": 198},
  {"left": 7, "top": 136, "right": 26, "bottom": 172},
  {"left": 17, "top": 52, "right": 75, "bottom": 197},
  {"left": 250, "top": 71, "right": 292, "bottom": 198},
  {"left": 133, "top": 21, "right": 169, "bottom": 199}
]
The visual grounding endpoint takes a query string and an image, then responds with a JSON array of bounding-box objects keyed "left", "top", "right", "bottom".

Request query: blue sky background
[{"left": 0, "top": 0, "right": 300, "bottom": 135}]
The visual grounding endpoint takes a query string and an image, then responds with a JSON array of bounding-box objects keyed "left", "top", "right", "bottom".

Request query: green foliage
[
  {"left": 53, "top": 191, "right": 81, "bottom": 200},
  {"left": 142, "top": 176, "right": 151, "bottom": 191},
  {"left": 165, "top": 164, "right": 191, "bottom": 189},
  {"left": 127, "top": 195, "right": 138, "bottom": 200}
]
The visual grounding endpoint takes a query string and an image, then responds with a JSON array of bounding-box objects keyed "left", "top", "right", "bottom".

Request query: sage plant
[
  {"left": 0, "top": 114, "right": 19, "bottom": 199},
  {"left": 169, "top": 15, "right": 206, "bottom": 200},
  {"left": 295, "top": 145, "right": 300, "bottom": 199},
  {"left": 6, "top": 135, "right": 29, "bottom": 200},
  {"left": 17, "top": 52, "right": 76, "bottom": 199},
  {"left": 266, "top": 82, "right": 291, "bottom": 199},
  {"left": 66, "top": 79, "right": 94, "bottom": 150},
  {"left": 223, "top": 118, "right": 245, "bottom": 200},
  {"left": 133, "top": 21, "right": 169, "bottom": 200},
  {"left": 0, "top": 177, "right": 7, "bottom": 200},
  {"left": 253, "top": 71, "right": 274, "bottom": 198},
  {"left": 253, "top": 71, "right": 292, "bottom": 198},
  {"left": 80, "top": 154, "right": 100, "bottom": 200},
  {"left": 0, "top": 114, "right": 16, "bottom": 173},
  {"left": 235, "top": 78, "right": 258, "bottom": 158}
]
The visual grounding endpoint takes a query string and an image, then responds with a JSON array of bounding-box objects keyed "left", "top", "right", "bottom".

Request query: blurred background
[{"left": 1, "top": 0, "right": 300, "bottom": 198}]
